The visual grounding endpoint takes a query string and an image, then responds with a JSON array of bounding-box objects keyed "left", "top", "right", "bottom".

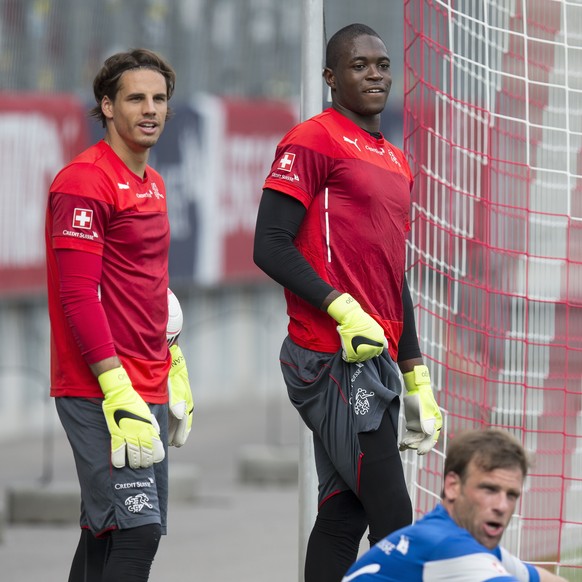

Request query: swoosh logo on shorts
[
  {"left": 113, "top": 409, "right": 151, "bottom": 428},
  {"left": 351, "top": 336, "right": 385, "bottom": 352},
  {"left": 342, "top": 564, "right": 381, "bottom": 581}
]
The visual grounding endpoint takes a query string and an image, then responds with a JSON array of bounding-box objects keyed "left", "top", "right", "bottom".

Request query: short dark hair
[
  {"left": 325, "top": 23, "right": 383, "bottom": 70},
  {"left": 444, "top": 429, "right": 530, "bottom": 486},
  {"left": 90, "top": 48, "right": 176, "bottom": 127}
]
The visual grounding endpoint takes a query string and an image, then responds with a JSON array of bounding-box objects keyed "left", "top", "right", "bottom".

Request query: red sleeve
[
  {"left": 54, "top": 248, "right": 116, "bottom": 364},
  {"left": 262, "top": 119, "right": 334, "bottom": 208},
  {"left": 49, "top": 191, "right": 110, "bottom": 254}
]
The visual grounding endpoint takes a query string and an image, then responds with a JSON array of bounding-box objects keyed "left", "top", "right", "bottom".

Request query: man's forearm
[
  {"left": 90, "top": 356, "right": 122, "bottom": 379},
  {"left": 397, "top": 357, "right": 425, "bottom": 374}
]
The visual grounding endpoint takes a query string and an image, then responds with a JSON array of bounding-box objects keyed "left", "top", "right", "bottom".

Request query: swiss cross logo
[
  {"left": 277, "top": 152, "right": 296, "bottom": 172},
  {"left": 72, "top": 208, "right": 93, "bottom": 230}
]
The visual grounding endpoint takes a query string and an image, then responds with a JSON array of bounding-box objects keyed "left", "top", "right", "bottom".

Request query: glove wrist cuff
[
  {"left": 98, "top": 366, "right": 130, "bottom": 395},
  {"left": 169, "top": 344, "right": 183, "bottom": 358},
  {"left": 169, "top": 344, "right": 186, "bottom": 375},
  {"left": 327, "top": 293, "right": 358, "bottom": 322},
  {"left": 403, "top": 364, "right": 431, "bottom": 391}
]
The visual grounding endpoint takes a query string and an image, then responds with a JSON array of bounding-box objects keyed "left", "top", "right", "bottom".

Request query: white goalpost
[{"left": 298, "top": 1, "right": 324, "bottom": 580}]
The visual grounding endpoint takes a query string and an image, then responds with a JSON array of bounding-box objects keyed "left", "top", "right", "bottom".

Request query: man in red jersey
[
  {"left": 45, "top": 49, "right": 192, "bottom": 582},
  {"left": 254, "top": 24, "right": 442, "bottom": 582}
]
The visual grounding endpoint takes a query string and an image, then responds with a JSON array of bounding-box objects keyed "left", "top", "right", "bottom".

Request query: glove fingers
[
  {"left": 416, "top": 430, "right": 440, "bottom": 455},
  {"left": 168, "top": 412, "right": 193, "bottom": 447},
  {"left": 110, "top": 425, "right": 164, "bottom": 468},
  {"left": 402, "top": 394, "right": 441, "bottom": 434},
  {"left": 127, "top": 441, "right": 151, "bottom": 469},
  {"left": 168, "top": 349, "right": 194, "bottom": 445},
  {"left": 170, "top": 400, "right": 187, "bottom": 420},
  {"left": 151, "top": 414, "right": 162, "bottom": 435},
  {"left": 399, "top": 430, "right": 424, "bottom": 449},
  {"left": 152, "top": 436, "right": 165, "bottom": 463},
  {"left": 418, "top": 416, "right": 434, "bottom": 436},
  {"left": 171, "top": 419, "right": 188, "bottom": 447},
  {"left": 168, "top": 414, "right": 179, "bottom": 445},
  {"left": 178, "top": 408, "right": 194, "bottom": 447},
  {"left": 399, "top": 430, "right": 439, "bottom": 455},
  {"left": 111, "top": 437, "right": 127, "bottom": 468},
  {"left": 139, "top": 425, "right": 165, "bottom": 465},
  {"left": 133, "top": 436, "right": 164, "bottom": 468}
]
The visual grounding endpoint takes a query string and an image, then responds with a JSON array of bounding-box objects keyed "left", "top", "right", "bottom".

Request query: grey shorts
[
  {"left": 280, "top": 336, "right": 402, "bottom": 505},
  {"left": 55, "top": 396, "right": 169, "bottom": 537}
]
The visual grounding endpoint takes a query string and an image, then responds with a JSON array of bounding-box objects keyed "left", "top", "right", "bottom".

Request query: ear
[
  {"left": 101, "top": 96, "right": 114, "bottom": 120},
  {"left": 443, "top": 471, "right": 461, "bottom": 502},
  {"left": 323, "top": 67, "right": 335, "bottom": 89}
]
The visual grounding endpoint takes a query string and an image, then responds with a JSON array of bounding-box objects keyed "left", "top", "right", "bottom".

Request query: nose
[
  {"left": 493, "top": 492, "right": 513, "bottom": 515},
  {"left": 143, "top": 96, "right": 156, "bottom": 114},
  {"left": 367, "top": 65, "right": 383, "bottom": 80}
]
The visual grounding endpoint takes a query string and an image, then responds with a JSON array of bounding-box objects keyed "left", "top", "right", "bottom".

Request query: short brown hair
[
  {"left": 444, "top": 429, "right": 530, "bottom": 484},
  {"left": 90, "top": 48, "right": 176, "bottom": 127}
]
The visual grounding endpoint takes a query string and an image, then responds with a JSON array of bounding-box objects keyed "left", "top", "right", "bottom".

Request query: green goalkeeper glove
[
  {"left": 399, "top": 365, "right": 442, "bottom": 455},
  {"left": 167, "top": 345, "right": 194, "bottom": 447},
  {"left": 327, "top": 293, "right": 388, "bottom": 363},
  {"left": 99, "top": 367, "right": 165, "bottom": 469}
]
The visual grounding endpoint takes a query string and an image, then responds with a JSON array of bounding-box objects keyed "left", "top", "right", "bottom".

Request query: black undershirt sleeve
[
  {"left": 397, "top": 277, "right": 422, "bottom": 362},
  {"left": 253, "top": 188, "right": 335, "bottom": 309}
]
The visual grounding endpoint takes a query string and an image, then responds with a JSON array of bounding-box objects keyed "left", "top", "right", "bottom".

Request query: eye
[{"left": 482, "top": 484, "right": 498, "bottom": 493}]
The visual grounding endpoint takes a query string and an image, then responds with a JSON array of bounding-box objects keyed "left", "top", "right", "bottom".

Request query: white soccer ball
[{"left": 167, "top": 288, "right": 183, "bottom": 346}]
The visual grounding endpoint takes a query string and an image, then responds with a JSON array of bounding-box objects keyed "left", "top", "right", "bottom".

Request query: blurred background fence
[{"left": 0, "top": 0, "right": 405, "bottom": 100}]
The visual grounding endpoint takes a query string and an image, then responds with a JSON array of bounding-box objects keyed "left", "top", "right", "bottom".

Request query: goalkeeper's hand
[
  {"left": 399, "top": 364, "right": 442, "bottom": 455},
  {"left": 327, "top": 293, "right": 388, "bottom": 363},
  {"left": 167, "top": 344, "right": 194, "bottom": 447},
  {"left": 99, "top": 367, "right": 165, "bottom": 469}
]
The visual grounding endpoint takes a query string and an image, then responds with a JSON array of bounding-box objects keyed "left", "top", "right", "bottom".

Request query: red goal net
[{"left": 402, "top": 0, "right": 582, "bottom": 577}]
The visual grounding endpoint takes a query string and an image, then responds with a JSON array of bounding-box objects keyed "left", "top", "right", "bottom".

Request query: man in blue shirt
[{"left": 342, "top": 429, "right": 567, "bottom": 581}]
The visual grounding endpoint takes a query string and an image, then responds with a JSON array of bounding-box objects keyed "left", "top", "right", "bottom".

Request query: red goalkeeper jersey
[
  {"left": 46, "top": 141, "right": 171, "bottom": 402},
  {"left": 263, "top": 108, "right": 413, "bottom": 360}
]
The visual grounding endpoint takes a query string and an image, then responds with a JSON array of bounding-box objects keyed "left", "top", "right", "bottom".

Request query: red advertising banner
[
  {"left": 0, "top": 93, "right": 89, "bottom": 295},
  {"left": 194, "top": 96, "right": 298, "bottom": 284}
]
